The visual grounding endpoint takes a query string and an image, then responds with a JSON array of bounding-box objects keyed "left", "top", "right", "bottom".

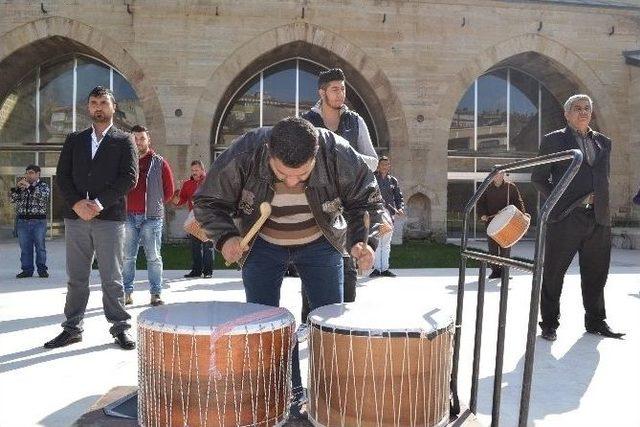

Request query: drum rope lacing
[{"left": 138, "top": 312, "right": 293, "bottom": 427}]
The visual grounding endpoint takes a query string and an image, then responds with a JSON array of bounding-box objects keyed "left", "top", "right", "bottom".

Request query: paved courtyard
[{"left": 0, "top": 239, "right": 638, "bottom": 426}]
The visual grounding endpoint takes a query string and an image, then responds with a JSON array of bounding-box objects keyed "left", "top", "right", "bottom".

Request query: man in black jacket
[
  {"left": 194, "top": 117, "right": 384, "bottom": 419},
  {"left": 532, "top": 94, "right": 623, "bottom": 341},
  {"left": 477, "top": 172, "right": 526, "bottom": 279},
  {"left": 44, "top": 86, "right": 138, "bottom": 350}
]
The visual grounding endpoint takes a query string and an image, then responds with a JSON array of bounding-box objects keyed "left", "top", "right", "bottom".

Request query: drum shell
[
  {"left": 137, "top": 323, "right": 293, "bottom": 427},
  {"left": 487, "top": 205, "right": 530, "bottom": 248},
  {"left": 308, "top": 325, "right": 453, "bottom": 427}
]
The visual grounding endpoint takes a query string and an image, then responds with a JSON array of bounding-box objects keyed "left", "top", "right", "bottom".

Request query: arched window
[
  {"left": 0, "top": 54, "right": 144, "bottom": 236},
  {"left": 446, "top": 67, "right": 567, "bottom": 238},
  {"left": 213, "top": 58, "right": 379, "bottom": 157}
]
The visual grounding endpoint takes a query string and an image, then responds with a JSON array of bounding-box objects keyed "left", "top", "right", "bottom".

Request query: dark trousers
[
  {"left": 190, "top": 235, "right": 214, "bottom": 275},
  {"left": 488, "top": 237, "right": 511, "bottom": 275},
  {"left": 301, "top": 256, "right": 356, "bottom": 322},
  {"left": 540, "top": 208, "right": 610, "bottom": 330}
]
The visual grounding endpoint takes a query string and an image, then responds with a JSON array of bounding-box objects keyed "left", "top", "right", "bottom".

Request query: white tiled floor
[{"left": 0, "top": 239, "right": 638, "bottom": 426}]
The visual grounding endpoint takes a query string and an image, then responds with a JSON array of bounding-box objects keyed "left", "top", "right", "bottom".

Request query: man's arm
[
  {"left": 531, "top": 137, "right": 555, "bottom": 198},
  {"left": 392, "top": 176, "right": 405, "bottom": 212},
  {"left": 477, "top": 190, "right": 489, "bottom": 219},
  {"left": 161, "top": 159, "right": 175, "bottom": 203},
  {"left": 510, "top": 183, "right": 526, "bottom": 214},
  {"left": 356, "top": 115, "right": 378, "bottom": 171},
  {"left": 56, "top": 133, "right": 85, "bottom": 209},
  {"left": 336, "top": 145, "right": 385, "bottom": 252},
  {"left": 94, "top": 135, "right": 138, "bottom": 209},
  {"left": 193, "top": 155, "right": 244, "bottom": 251},
  {"left": 32, "top": 182, "right": 51, "bottom": 207}
]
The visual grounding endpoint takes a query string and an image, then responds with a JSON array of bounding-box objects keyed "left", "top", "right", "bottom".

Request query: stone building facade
[{"left": 1, "top": 0, "right": 639, "bottom": 240}]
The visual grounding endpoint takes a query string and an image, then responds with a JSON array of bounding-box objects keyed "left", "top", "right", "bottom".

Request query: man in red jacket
[
  {"left": 123, "top": 125, "right": 175, "bottom": 306},
  {"left": 174, "top": 160, "right": 214, "bottom": 277}
]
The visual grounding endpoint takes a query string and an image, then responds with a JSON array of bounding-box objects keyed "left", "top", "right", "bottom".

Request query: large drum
[
  {"left": 487, "top": 204, "right": 530, "bottom": 248},
  {"left": 308, "top": 304, "right": 454, "bottom": 427},
  {"left": 137, "top": 301, "right": 295, "bottom": 427}
]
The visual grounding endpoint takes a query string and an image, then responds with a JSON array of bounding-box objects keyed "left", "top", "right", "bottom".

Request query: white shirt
[
  {"left": 88, "top": 123, "right": 112, "bottom": 211},
  {"left": 91, "top": 123, "right": 113, "bottom": 159}
]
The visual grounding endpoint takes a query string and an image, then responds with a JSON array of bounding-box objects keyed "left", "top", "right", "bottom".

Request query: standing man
[
  {"left": 299, "top": 67, "right": 378, "bottom": 321},
  {"left": 477, "top": 172, "right": 526, "bottom": 279},
  {"left": 9, "top": 165, "right": 50, "bottom": 278},
  {"left": 193, "top": 117, "right": 383, "bottom": 418},
  {"left": 123, "top": 125, "right": 175, "bottom": 306},
  {"left": 371, "top": 156, "right": 405, "bottom": 277},
  {"left": 45, "top": 86, "right": 138, "bottom": 350},
  {"left": 174, "top": 160, "right": 214, "bottom": 278},
  {"left": 532, "top": 94, "right": 623, "bottom": 341}
]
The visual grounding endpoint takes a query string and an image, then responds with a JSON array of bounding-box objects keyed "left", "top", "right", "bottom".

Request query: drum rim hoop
[{"left": 307, "top": 320, "right": 454, "bottom": 340}]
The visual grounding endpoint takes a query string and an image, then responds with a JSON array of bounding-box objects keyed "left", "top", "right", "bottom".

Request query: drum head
[
  {"left": 487, "top": 204, "right": 518, "bottom": 236},
  {"left": 138, "top": 301, "right": 294, "bottom": 335},
  {"left": 308, "top": 303, "right": 452, "bottom": 339}
]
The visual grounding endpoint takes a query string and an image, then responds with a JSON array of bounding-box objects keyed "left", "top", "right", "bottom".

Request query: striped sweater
[{"left": 259, "top": 181, "right": 322, "bottom": 246}]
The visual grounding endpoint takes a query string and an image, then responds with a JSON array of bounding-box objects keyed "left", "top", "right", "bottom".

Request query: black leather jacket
[{"left": 193, "top": 127, "right": 385, "bottom": 264}]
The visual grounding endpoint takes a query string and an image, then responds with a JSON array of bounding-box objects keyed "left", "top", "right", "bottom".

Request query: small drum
[
  {"left": 308, "top": 304, "right": 454, "bottom": 427},
  {"left": 137, "top": 301, "right": 295, "bottom": 427},
  {"left": 486, "top": 204, "right": 530, "bottom": 248}
]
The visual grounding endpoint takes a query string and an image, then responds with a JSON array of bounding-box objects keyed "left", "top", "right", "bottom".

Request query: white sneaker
[{"left": 296, "top": 323, "right": 309, "bottom": 343}]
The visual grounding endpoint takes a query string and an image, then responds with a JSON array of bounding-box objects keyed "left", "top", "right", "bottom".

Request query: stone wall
[{"left": 0, "top": 0, "right": 638, "bottom": 236}]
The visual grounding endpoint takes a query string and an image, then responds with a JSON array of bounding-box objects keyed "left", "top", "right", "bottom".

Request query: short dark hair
[
  {"left": 87, "top": 86, "right": 116, "bottom": 104},
  {"left": 131, "top": 124, "right": 148, "bottom": 133},
  {"left": 268, "top": 117, "right": 319, "bottom": 167},
  {"left": 25, "top": 164, "right": 41, "bottom": 173},
  {"left": 318, "top": 68, "right": 345, "bottom": 90},
  {"left": 191, "top": 160, "right": 204, "bottom": 168}
]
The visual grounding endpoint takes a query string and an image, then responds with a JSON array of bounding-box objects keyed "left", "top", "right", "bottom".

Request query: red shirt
[
  {"left": 127, "top": 150, "right": 175, "bottom": 214},
  {"left": 177, "top": 174, "right": 206, "bottom": 211}
]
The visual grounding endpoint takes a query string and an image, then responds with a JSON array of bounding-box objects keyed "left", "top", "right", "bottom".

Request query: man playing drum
[
  {"left": 477, "top": 172, "right": 526, "bottom": 279},
  {"left": 193, "top": 116, "right": 384, "bottom": 419}
]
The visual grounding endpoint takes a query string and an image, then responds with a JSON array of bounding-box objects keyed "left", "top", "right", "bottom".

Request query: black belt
[{"left": 18, "top": 215, "right": 46, "bottom": 219}]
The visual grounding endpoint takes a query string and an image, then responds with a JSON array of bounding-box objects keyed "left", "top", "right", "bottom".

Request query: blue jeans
[
  {"left": 123, "top": 215, "right": 164, "bottom": 295},
  {"left": 16, "top": 218, "right": 47, "bottom": 274},
  {"left": 242, "top": 236, "right": 344, "bottom": 398}
]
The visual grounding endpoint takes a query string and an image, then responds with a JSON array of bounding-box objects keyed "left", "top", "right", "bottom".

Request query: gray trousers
[{"left": 62, "top": 218, "right": 131, "bottom": 336}]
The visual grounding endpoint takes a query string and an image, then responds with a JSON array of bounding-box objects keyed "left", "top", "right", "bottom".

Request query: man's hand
[
  {"left": 221, "top": 236, "right": 247, "bottom": 264},
  {"left": 72, "top": 200, "right": 100, "bottom": 221},
  {"left": 481, "top": 215, "right": 488, "bottom": 222},
  {"left": 350, "top": 242, "right": 375, "bottom": 270},
  {"left": 396, "top": 208, "right": 406, "bottom": 217},
  {"left": 17, "top": 178, "right": 29, "bottom": 190}
]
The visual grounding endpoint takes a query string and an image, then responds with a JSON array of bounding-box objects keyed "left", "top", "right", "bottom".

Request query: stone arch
[
  {"left": 0, "top": 17, "right": 165, "bottom": 146},
  {"left": 190, "top": 22, "right": 408, "bottom": 163},
  {"left": 435, "top": 33, "right": 618, "bottom": 145},
  {"left": 402, "top": 192, "right": 432, "bottom": 241}
]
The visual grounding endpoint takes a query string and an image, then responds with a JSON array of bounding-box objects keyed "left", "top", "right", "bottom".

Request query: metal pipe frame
[{"left": 450, "top": 149, "right": 584, "bottom": 426}]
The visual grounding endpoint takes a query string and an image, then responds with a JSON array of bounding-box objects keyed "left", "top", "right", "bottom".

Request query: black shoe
[
  {"left": 369, "top": 269, "right": 381, "bottom": 277},
  {"left": 44, "top": 330, "right": 82, "bottom": 349},
  {"left": 16, "top": 271, "right": 32, "bottom": 278},
  {"left": 540, "top": 327, "right": 557, "bottom": 341},
  {"left": 38, "top": 271, "right": 49, "bottom": 278},
  {"left": 184, "top": 271, "right": 201, "bottom": 278},
  {"left": 488, "top": 270, "right": 501, "bottom": 279},
  {"left": 202, "top": 272, "right": 212, "bottom": 278},
  {"left": 586, "top": 321, "right": 625, "bottom": 339},
  {"left": 114, "top": 331, "right": 136, "bottom": 350},
  {"left": 150, "top": 294, "right": 164, "bottom": 306},
  {"left": 381, "top": 270, "right": 397, "bottom": 277}
]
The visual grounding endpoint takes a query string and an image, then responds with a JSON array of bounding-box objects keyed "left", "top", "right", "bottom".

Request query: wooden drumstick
[
  {"left": 224, "top": 202, "right": 272, "bottom": 266},
  {"left": 357, "top": 211, "right": 370, "bottom": 275}
]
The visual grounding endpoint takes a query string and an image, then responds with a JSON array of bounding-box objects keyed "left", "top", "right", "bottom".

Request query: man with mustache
[{"left": 45, "top": 86, "right": 138, "bottom": 350}]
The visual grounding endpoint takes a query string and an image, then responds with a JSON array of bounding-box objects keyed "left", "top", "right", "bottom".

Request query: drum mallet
[{"left": 224, "top": 202, "right": 272, "bottom": 267}]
